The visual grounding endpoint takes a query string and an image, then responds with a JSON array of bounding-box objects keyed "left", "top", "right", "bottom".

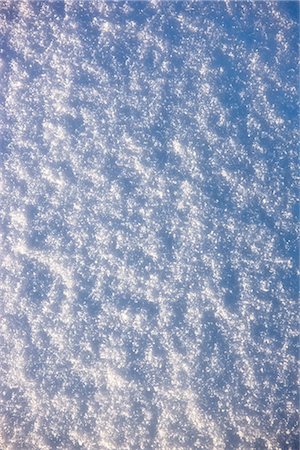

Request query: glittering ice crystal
[{"left": 0, "top": 1, "right": 298, "bottom": 449}]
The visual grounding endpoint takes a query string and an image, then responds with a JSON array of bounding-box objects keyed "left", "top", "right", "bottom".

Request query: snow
[{"left": 0, "top": 1, "right": 298, "bottom": 449}]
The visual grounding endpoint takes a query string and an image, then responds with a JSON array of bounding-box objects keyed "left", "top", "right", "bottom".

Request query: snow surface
[{"left": 0, "top": 1, "right": 299, "bottom": 449}]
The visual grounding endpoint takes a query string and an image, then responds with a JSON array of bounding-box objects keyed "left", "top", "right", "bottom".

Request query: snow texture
[{"left": 0, "top": 1, "right": 299, "bottom": 449}]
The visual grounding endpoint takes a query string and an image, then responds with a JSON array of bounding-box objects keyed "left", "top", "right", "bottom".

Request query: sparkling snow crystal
[{"left": 0, "top": 1, "right": 298, "bottom": 449}]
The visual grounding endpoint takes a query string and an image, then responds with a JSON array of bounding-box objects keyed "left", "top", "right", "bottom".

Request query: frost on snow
[{"left": 0, "top": 1, "right": 298, "bottom": 449}]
